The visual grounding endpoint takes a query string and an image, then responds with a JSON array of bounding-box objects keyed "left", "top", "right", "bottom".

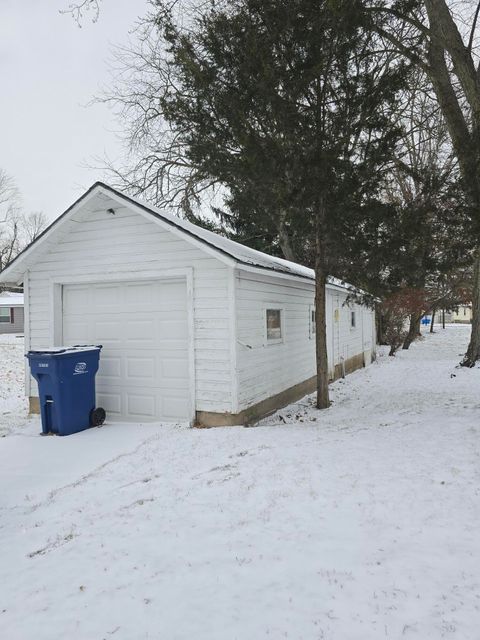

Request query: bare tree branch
[
  {"left": 60, "top": 0, "right": 101, "bottom": 26},
  {"left": 468, "top": 1, "right": 480, "bottom": 52}
]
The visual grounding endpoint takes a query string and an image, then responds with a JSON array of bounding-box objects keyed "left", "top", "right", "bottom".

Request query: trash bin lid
[{"left": 27, "top": 345, "right": 102, "bottom": 355}]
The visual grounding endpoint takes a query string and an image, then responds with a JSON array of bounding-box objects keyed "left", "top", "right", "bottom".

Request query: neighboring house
[
  {"left": 434, "top": 305, "right": 472, "bottom": 325},
  {"left": 0, "top": 182, "right": 376, "bottom": 427},
  {"left": 451, "top": 305, "right": 472, "bottom": 324},
  {"left": 0, "top": 291, "right": 24, "bottom": 334}
]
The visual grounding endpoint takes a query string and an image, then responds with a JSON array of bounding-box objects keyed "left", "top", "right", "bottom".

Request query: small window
[
  {"left": 266, "top": 308, "right": 282, "bottom": 342},
  {"left": 350, "top": 310, "right": 356, "bottom": 329},
  {"left": 464, "top": 307, "right": 467, "bottom": 316},
  {"left": 309, "top": 305, "right": 316, "bottom": 339},
  {"left": 0, "top": 308, "right": 11, "bottom": 324}
]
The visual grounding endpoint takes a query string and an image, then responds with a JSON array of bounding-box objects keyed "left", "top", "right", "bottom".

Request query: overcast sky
[{"left": 1, "top": 0, "right": 147, "bottom": 221}]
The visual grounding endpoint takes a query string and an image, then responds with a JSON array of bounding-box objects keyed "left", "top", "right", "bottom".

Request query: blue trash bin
[{"left": 26, "top": 346, "right": 106, "bottom": 436}]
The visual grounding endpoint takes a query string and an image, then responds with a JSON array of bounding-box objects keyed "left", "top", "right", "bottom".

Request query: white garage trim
[
  {"left": 228, "top": 268, "right": 239, "bottom": 414},
  {"left": 49, "top": 268, "right": 196, "bottom": 424},
  {"left": 23, "top": 271, "right": 31, "bottom": 397}
]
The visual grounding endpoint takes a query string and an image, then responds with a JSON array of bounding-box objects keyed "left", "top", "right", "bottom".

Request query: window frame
[
  {"left": 264, "top": 305, "right": 284, "bottom": 345},
  {"left": 350, "top": 309, "right": 356, "bottom": 330},
  {"left": 0, "top": 307, "right": 12, "bottom": 324},
  {"left": 309, "top": 304, "right": 316, "bottom": 340}
]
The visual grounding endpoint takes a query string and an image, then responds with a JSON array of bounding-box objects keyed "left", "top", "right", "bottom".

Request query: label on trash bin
[{"left": 73, "top": 362, "right": 88, "bottom": 375}]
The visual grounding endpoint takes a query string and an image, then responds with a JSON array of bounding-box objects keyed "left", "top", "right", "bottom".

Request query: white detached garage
[{"left": 0, "top": 182, "right": 376, "bottom": 426}]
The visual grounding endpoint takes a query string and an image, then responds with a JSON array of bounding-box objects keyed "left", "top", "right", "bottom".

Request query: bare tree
[
  {"left": 22, "top": 211, "right": 47, "bottom": 243},
  {"left": 0, "top": 172, "right": 47, "bottom": 276},
  {"left": 0, "top": 171, "right": 22, "bottom": 277},
  {"left": 371, "top": 0, "right": 480, "bottom": 366},
  {"left": 380, "top": 72, "right": 471, "bottom": 349},
  {"left": 0, "top": 169, "right": 19, "bottom": 223},
  {"left": 0, "top": 212, "right": 21, "bottom": 274}
]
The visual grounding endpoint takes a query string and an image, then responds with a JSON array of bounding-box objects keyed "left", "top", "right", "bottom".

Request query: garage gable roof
[{"left": 0, "top": 182, "right": 352, "bottom": 291}]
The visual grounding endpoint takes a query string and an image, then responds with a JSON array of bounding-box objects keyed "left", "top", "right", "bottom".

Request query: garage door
[{"left": 62, "top": 279, "right": 191, "bottom": 422}]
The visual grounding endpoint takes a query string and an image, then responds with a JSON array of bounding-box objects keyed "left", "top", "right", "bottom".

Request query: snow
[
  {"left": 27, "top": 345, "right": 101, "bottom": 354},
  {"left": 1, "top": 326, "right": 480, "bottom": 639},
  {"left": 0, "top": 334, "right": 29, "bottom": 437},
  {"left": 0, "top": 291, "right": 24, "bottom": 307}
]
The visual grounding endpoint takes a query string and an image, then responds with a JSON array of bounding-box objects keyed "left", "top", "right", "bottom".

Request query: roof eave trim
[
  {"left": 0, "top": 184, "right": 102, "bottom": 283},
  {"left": 235, "top": 263, "right": 314, "bottom": 284}
]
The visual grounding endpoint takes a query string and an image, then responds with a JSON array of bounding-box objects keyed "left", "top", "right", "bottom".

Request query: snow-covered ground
[
  {"left": 0, "top": 333, "right": 29, "bottom": 437},
  {"left": 1, "top": 326, "right": 479, "bottom": 639}
]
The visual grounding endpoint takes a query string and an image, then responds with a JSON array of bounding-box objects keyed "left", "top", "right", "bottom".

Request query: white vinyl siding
[
  {"left": 26, "top": 203, "right": 232, "bottom": 414},
  {"left": 235, "top": 270, "right": 317, "bottom": 410},
  {"left": 235, "top": 269, "right": 376, "bottom": 412},
  {"left": 330, "top": 292, "right": 374, "bottom": 367}
]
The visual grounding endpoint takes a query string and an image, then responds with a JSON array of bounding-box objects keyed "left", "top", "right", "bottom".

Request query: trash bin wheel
[{"left": 90, "top": 407, "right": 106, "bottom": 427}]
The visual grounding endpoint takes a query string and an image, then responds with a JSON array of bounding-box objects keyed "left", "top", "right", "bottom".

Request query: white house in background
[
  {"left": 435, "top": 305, "right": 472, "bottom": 325},
  {"left": 451, "top": 304, "right": 472, "bottom": 324},
  {"left": 0, "top": 182, "right": 376, "bottom": 427},
  {"left": 0, "top": 291, "right": 24, "bottom": 334}
]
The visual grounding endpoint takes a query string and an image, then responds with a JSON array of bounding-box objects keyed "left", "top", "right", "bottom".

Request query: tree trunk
[
  {"left": 419, "top": 2, "right": 480, "bottom": 365},
  {"left": 416, "top": 317, "right": 422, "bottom": 337},
  {"left": 315, "top": 267, "right": 330, "bottom": 408},
  {"left": 402, "top": 312, "right": 421, "bottom": 350},
  {"left": 442, "top": 308, "right": 445, "bottom": 329},
  {"left": 422, "top": 8, "right": 480, "bottom": 365},
  {"left": 430, "top": 308, "right": 435, "bottom": 333},
  {"left": 462, "top": 246, "right": 480, "bottom": 366},
  {"left": 315, "top": 200, "right": 330, "bottom": 410}
]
